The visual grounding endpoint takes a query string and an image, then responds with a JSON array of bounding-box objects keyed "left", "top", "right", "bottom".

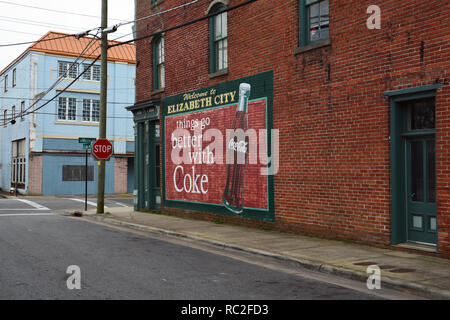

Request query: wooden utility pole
[{"left": 97, "top": 0, "right": 108, "bottom": 213}]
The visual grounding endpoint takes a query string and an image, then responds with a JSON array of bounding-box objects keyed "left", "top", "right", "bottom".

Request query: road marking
[
  {"left": 0, "top": 213, "right": 54, "bottom": 217},
  {"left": 112, "top": 201, "right": 128, "bottom": 208},
  {"left": 15, "top": 199, "right": 50, "bottom": 210},
  {"left": 0, "top": 209, "right": 50, "bottom": 211},
  {"left": 69, "top": 198, "right": 108, "bottom": 208}
]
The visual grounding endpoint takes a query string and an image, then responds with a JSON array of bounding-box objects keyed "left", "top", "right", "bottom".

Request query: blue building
[{"left": 0, "top": 31, "right": 136, "bottom": 195}]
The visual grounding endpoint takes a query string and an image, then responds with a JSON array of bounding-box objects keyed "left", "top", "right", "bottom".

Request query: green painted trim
[
  {"left": 153, "top": 38, "right": 159, "bottom": 90},
  {"left": 389, "top": 87, "right": 438, "bottom": 245},
  {"left": 209, "top": 16, "right": 216, "bottom": 74},
  {"left": 384, "top": 84, "right": 442, "bottom": 97},
  {"left": 209, "top": 3, "right": 227, "bottom": 74},
  {"left": 401, "top": 130, "right": 436, "bottom": 137},
  {"left": 299, "top": 0, "right": 308, "bottom": 47}
]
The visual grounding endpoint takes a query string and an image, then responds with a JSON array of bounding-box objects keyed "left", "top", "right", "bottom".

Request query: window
[
  {"left": 3, "top": 109, "right": 6, "bottom": 127},
  {"left": 82, "top": 64, "right": 101, "bottom": 81},
  {"left": 58, "top": 97, "right": 77, "bottom": 121},
  {"left": 82, "top": 99, "right": 100, "bottom": 122},
  {"left": 62, "top": 165, "right": 94, "bottom": 181},
  {"left": 11, "top": 139, "right": 26, "bottom": 188},
  {"left": 20, "top": 101, "right": 24, "bottom": 120},
  {"left": 58, "top": 61, "right": 78, "bottom": 79},
  {"left": 11, "top": 105, "right": 15, "bottom": 122},
  {"left": 300, "top": 0, "right": 329, "bottom": 46},
  {"left": 4, "top": 74, "right": 8, "bottom": 92},
  {"left": 209, "top": 4, "right": 228, "bottom": 73},
  {"left": 12, "top": 68, "right": 16, "bottom": 87},
  {"left": 153, "top": 36, "right": 165, "bottom": 90}
]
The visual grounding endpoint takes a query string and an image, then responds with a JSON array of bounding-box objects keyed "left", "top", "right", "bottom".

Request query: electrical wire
[
  {"left": 0, "top": 32, "right": 78, "bottom": 48},
  {"left": 3, "top": 0, "right": 260, "bottom": 123},
  {"left": 0, "top": 96, "right": 133, "bottom": 105},
  {"left": 2, "top": 32, "right": 101, "bottom": 123},
  {"left": 0, "top": 0, "right": 126, "bottom": 22},
  {"left": 115, "top": 0, "right": 200, "bottom": 29},
  {"left": 109, "top": 0, "right": 259, "bottom": 49}
]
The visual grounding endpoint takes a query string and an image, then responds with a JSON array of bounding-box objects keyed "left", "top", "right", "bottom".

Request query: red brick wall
[
  {"left": 135, "top": 0, "right": 450, "bottom": 255},
  {"left": 28, "top": 154, "right": 42, "bottom": 195}
]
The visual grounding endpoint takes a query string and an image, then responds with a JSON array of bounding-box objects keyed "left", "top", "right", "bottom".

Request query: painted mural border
[{"left": 161, "top": 71, "right": 274, "bottom": 221}]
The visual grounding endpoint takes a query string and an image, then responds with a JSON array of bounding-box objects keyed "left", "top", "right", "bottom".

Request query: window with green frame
[
  {"left": 153, "top": 35, "right": 165, "bottom": 90},
  {"left": 209, "top": 3, "right": 228, "bottom": 73},
  {"left": 299, "top": 0, "right": 329, "bottom": 47}
]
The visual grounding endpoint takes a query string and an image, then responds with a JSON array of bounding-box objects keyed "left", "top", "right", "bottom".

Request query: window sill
[
  {"left": 209, "top": 69, "right": 228, "bottom": 79},
  {"left": 151, "top": 88, "right": 165, "bottom": 95},
  {"left": 55, "top": 121, "right": 99, "bottom": 126},
  {"left": 294, "top": 39, "right": 331, "bottom": 55}
]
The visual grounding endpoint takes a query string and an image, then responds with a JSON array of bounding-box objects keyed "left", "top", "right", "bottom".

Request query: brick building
[{"left": 128, "top": 0, "right": 450, "bottom": 256}]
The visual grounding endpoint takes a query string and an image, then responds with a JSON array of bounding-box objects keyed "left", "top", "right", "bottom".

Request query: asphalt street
[{"left": 0, "top": 197, "right": 386, "bottom": 300}]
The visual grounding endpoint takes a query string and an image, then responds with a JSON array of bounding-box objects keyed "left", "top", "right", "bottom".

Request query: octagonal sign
[{"left": 92, "top": 139, "right": 113, "bottom": 160}]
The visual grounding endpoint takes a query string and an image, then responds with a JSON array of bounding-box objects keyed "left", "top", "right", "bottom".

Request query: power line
[
  {"left": 0, "top": 15, "right": 95, "bottom": 33},
  {"left": 13, "top": 33, "right": 101, "bottom": 122},
  {"left": 0, "top": 27, "right": 44, "bottom": 37},
  {"left": 109, "top": 0, "right": 259, "bottom": 49},
  {"left": 110, "top": 0, "right": 209, "bottom": 42},
  {"left": 0, "top": 0, "right": 126, "bottom": 22},
  {"left": 0, "top": 32, "right": 78, "bottom": 48},
  {"left": 0, "top": 96, "right": 134, "bottom": 105},
  {"left": 115, "top": 0, "right": 201, "bottom": 28}
]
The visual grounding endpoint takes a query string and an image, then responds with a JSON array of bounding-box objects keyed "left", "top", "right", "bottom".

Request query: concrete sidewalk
[{"left": 74, "top": 207, "right": 450, "bottom": 299}]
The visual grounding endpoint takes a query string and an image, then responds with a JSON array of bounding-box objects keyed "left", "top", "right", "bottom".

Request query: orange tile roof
[{"left": 30, "top": 31, "right": 135, "bottom": 64}]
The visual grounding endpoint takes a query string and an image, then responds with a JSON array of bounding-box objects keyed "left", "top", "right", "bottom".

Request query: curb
[{"left": 85, "top": 215, "right": 450, "bottom": 300}]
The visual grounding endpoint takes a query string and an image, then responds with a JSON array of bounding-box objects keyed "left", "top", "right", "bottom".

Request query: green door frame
[
  {"left": 126, "top": 101, "right": 160, "bottom": 211},
  {"left": 385, "top": 84, "right": 441, "bottom": 245},
  {"left": 405, "top": 137, "right": 437, "bottom": 244}
]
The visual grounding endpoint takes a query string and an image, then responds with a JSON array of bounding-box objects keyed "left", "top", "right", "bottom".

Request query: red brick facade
[
  {"left": 28, "top": 155, "right": 42, "bottom": 195},
  {"left": 135, "top": 0, "right": 450, "bottom": 256}
]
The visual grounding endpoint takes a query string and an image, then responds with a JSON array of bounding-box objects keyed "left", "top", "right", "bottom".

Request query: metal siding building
[{"left": 0, "top": 31, "right": 136, "bottom": 195}]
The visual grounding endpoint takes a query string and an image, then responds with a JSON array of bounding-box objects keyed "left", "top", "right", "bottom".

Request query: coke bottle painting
[{"left": 222, "top": 83, "right": 251, "bottom": 214}]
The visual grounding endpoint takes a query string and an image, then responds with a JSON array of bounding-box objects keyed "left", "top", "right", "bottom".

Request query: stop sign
[{"left": 92, "top": 139, "right": 113, "bottom": 160}]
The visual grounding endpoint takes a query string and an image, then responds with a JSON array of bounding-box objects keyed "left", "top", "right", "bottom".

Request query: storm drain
[
  {"left": 353, "top": 262, "right": 415, "bottom": 273},
  {"left": 353, "top": 261, "right": 377, "bottom": 266},
  {"left": 387, "top": 268, "right": 416, "bottom": 273}
]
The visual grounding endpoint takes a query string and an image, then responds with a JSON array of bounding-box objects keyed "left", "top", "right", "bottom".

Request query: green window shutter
[
  {"left": 209, "top": 3, "right": 227, "bottom": 73},
  {"left": 153, "top": 39, "right": 159, "bottom": 90},
  {"left": 299, "top": 0, "right": 308, "bottom": 47},
  {"left": 209, "top": 17, "right": 216, "bottom": 73}
]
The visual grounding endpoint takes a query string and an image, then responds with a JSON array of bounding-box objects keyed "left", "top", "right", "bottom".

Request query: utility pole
[{"left": 97, "top": 0, "right": 108, "bottom": 213}]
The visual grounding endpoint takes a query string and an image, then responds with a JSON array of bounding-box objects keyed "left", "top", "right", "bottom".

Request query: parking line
[
  {"left": 69, "top": 198, "right": 108, "bottom": 208},
  {"left": 112, "top": 201, "right": 128, "bottom": 208},
  {"left": 0, "top": 213, "right": 54, "bottom": 217},
  {"left": 15, "top": 199, "right": 50, "bottom": 210}
]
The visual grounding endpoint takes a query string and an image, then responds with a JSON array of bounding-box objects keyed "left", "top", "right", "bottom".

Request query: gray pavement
[
  {"left": 1, "top": 195, "right": 449, "bottom": 299},
  {"left": 0, "top": 201, "right": 383, "bottom": 300},
  {"left": 78, "top": 206, "right": 450, "bottom": 299}
]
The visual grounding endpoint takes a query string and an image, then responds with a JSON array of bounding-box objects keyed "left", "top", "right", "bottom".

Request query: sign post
[{"left": 78, "top": 137, "right": 96, "bottom": 211}]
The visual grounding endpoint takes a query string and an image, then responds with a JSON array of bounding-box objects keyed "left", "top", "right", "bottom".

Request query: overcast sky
[{"left": 0, "top": 0, "right": 135, "bottom": 71}]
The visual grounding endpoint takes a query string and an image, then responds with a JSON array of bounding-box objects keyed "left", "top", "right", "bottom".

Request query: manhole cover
[
  {"left": 353, "top": 261, "right": 377, "bottom": 266},
  {"left": 388, "top": 268, "right": 415, "bottom": 273}
]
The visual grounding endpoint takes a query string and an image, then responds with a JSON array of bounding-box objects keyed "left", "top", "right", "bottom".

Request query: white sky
[{"left": 0, "top": 0, "right": 135, "bottom": 71}]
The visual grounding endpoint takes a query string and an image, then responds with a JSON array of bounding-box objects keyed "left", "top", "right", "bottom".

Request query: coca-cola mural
[{"left": 162, "top": 71, "right": 275, "bottom": 221}]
